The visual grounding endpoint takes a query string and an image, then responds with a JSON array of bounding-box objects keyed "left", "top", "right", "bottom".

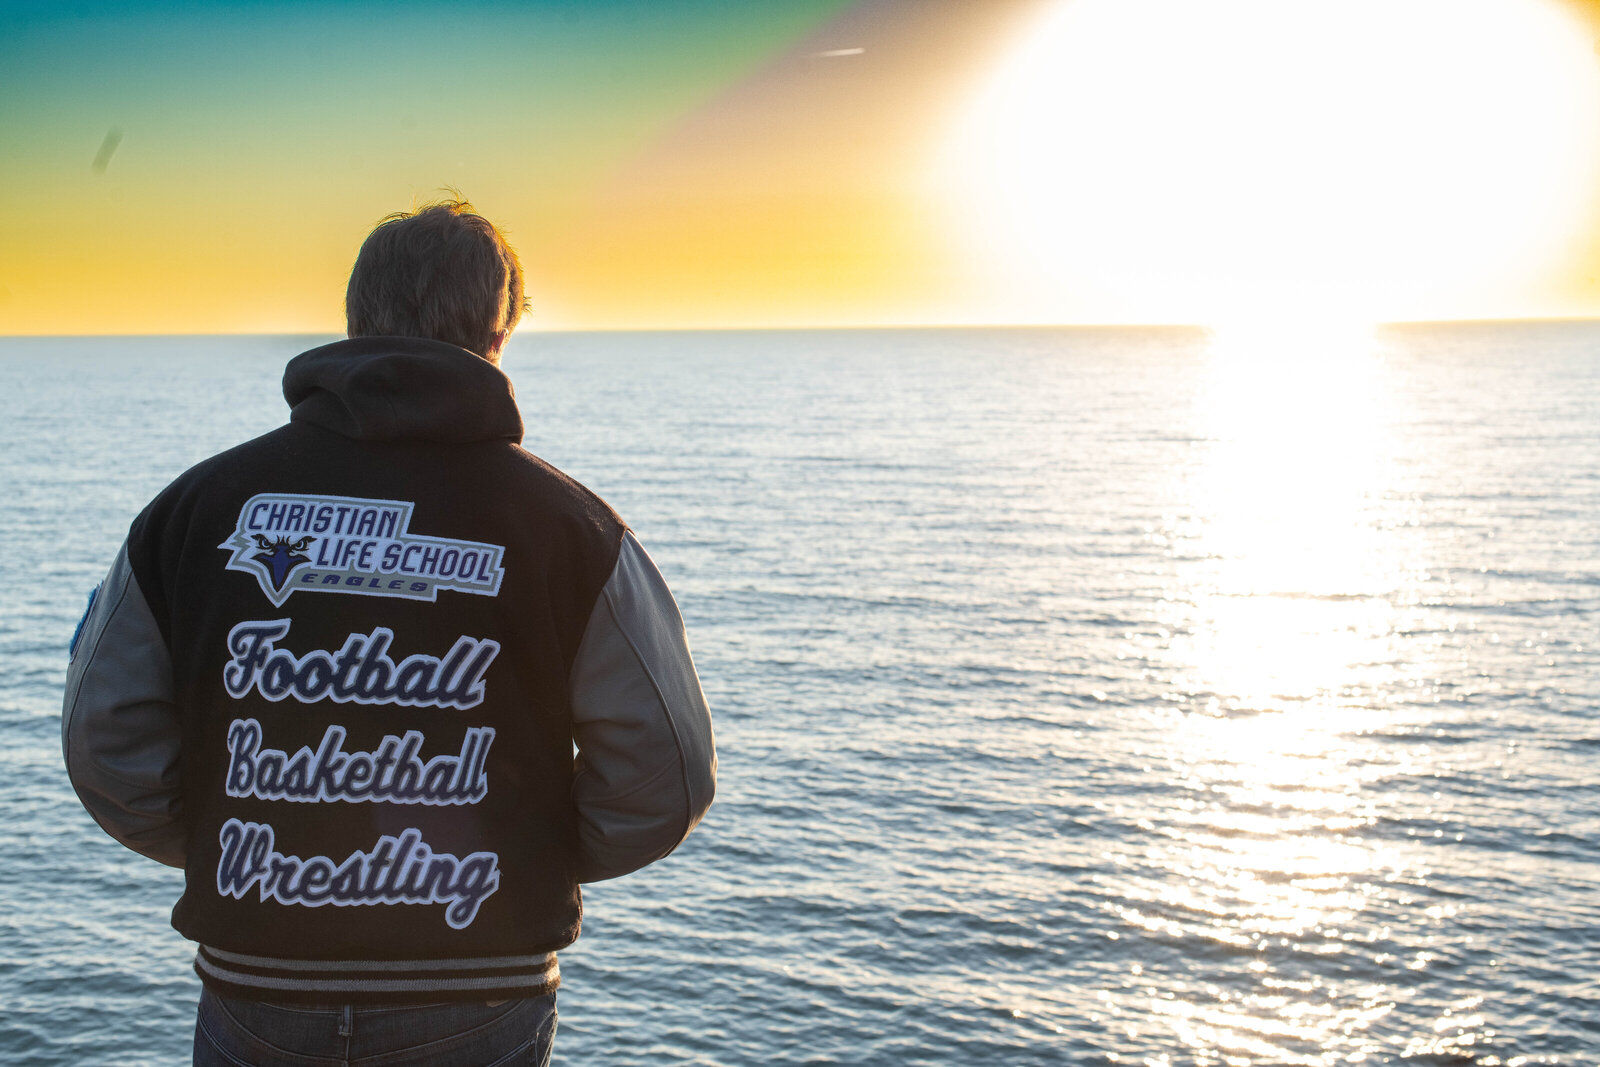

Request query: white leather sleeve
[
  {"left": 61, "top": 542, "right": 186, "bottom": 868},
  {"left": 570, "top": 532, "right": 716, "bottom": 883}
]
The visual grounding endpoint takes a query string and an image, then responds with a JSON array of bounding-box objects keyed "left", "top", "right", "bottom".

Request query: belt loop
[
  {"left": 338, "top": 1003, "right": 353, "bottom": 1039},
  {"left": 338, "top": 1002, "right": 353, "bottom": 1065}
]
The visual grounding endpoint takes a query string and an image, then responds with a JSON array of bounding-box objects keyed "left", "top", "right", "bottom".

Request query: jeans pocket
[
  {"left": 529, "top": 1006, "right": 558, "bottom": 1066},
  {"left": 466, "top": 996, "right": 557, "bottom": 1067},
  {"left": 194, "top": 988, "right": 332, "bottom": 1067}
]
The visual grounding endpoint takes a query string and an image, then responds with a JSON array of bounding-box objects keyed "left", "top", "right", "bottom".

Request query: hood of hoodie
[{"left": 283, "top": 336, "right": 524, "bottom": 444}]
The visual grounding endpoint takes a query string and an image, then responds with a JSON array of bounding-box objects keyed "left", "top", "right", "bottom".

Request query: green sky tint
[{"left": 0, "top": 0, "right": 855, "bottom": 332}]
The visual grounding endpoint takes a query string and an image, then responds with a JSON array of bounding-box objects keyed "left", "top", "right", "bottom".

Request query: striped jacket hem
[{"left": 194, "top": 945, "right": 559, "bottom": 1004}]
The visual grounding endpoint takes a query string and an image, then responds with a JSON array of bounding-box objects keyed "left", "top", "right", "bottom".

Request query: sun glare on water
[
  {"left": 938, "top": 0, "right": 1600, "bottom": 326},
  {"left": 1101, "top": 323, "right": 1433, "bottom": 1059},
  {"left": 932, "top": 5, "right": 1592, "bottom": 1055}
]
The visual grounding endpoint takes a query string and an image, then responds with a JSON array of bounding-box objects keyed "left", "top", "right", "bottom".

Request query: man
[{"left": 62, "top": 200, "right": 716, "bottom": 1065}]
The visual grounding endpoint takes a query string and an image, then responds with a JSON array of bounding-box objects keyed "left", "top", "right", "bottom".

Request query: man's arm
[
  {"left": 61, "top": 541, "right": 186, "bottom": 868},
  {"left": 569, "top": 532, "right": 716, "bottom": 883}
]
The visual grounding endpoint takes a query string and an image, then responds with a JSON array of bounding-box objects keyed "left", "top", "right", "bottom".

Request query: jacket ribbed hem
[{"left": 194, "top": 945, "right": 559, "bottom": 1004}]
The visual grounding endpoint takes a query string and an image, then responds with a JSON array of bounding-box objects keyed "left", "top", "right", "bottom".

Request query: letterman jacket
[{"left": 61, "top": 336, "right": 716, "bottom": 1003}]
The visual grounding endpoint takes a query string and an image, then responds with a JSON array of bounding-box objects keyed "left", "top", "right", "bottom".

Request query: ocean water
[{"left": 1, "top": 324, "right": 1597, "bottom": 1065}]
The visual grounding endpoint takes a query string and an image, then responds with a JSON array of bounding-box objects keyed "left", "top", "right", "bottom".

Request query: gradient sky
[{"left": 5, "top": 0, "right": 1600, "bottom": 333}]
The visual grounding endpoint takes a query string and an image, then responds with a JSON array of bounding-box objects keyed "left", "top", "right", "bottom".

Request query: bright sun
[{"left": 938, "top": 0, "right": 1600, "bottom": 327}]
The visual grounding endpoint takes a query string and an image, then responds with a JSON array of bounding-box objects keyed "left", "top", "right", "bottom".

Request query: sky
[{"left": 4, "top": 0, "right": 1600, "bottom": 333}]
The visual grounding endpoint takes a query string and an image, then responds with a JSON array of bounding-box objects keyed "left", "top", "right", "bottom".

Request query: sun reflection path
[
  {"left": 1122, "top": 323, "right": 1443, "bottom": 1062},
  {"left": 1171, "top": 321, "right": 1401, "bottom": 711}
]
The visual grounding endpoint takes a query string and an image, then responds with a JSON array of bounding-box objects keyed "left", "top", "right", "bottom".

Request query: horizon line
[{"left": 5, "top": 315, "right": 1600, "bottom": 340}]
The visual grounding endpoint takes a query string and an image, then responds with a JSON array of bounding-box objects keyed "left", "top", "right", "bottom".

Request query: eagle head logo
[{"left": 250, "top": 534, "right": 315, "bottom": 592}]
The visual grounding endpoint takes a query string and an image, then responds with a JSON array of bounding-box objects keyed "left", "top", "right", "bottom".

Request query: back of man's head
[{"left": 345, "top": 199, "right": 526, "bottom": 360}]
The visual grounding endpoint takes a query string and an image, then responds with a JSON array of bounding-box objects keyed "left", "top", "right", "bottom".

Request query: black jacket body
[{"left": 64, "top": 337, "right": 716, "bottom": 1002}]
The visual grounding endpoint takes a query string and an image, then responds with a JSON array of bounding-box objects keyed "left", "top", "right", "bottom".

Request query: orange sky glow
[{"left": 5, "top": 0, "right": 1600, "bottom": 334}]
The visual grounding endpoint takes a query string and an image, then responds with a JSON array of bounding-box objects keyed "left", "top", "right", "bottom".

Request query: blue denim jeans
[{"left": 192, "top": 986, "right": 557, "bottom": 1066}]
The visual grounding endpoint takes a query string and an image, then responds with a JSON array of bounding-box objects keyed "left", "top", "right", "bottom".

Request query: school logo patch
[{"left": 220, "top": 493, "right": 505, "bottom": 606}]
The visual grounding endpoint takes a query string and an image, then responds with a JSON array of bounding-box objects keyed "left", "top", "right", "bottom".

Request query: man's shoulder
[
  {"left": 499, "top": 445, "right": 615, "bottom": 509},
  {"left": 490, "top": 445, "right": 628, "bottom": 545},
  {"left": 142, "top": 425, "right": 305, "bottom": 508}
]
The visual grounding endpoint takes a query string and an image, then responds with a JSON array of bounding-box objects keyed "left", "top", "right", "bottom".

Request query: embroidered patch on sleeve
[{"left": 219, "top": 494, "right": 506, "bottom": 606}]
